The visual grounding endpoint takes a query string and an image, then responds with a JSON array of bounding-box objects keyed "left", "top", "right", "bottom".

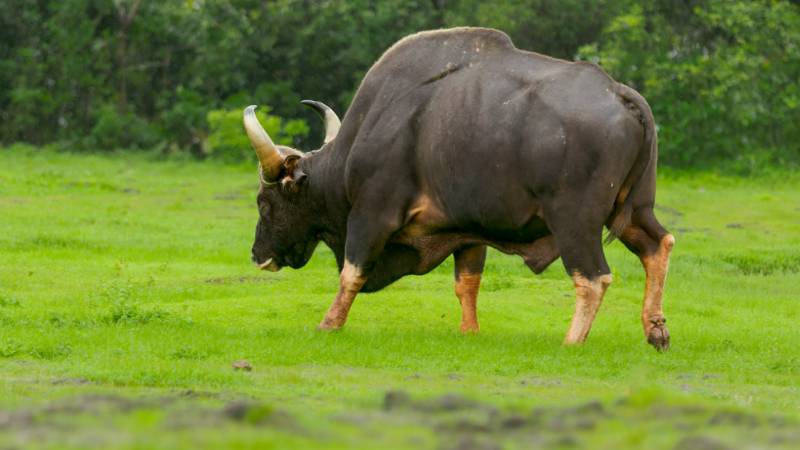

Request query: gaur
[{"left": 244, "top": 27, "right": 674, "bottom": 350}]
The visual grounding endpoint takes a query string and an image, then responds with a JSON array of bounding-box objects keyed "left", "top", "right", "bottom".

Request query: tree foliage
[
  {"left": 1, "top": 0, "right": 799, "bottom": 169},
  {"left": 577, "top": 0, "right": 800, "bottom": 169}
]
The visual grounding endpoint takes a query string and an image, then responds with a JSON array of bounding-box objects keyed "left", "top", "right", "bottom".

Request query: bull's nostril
[{"left": 251, "top": 253, "right": 257, "bottom": 264}]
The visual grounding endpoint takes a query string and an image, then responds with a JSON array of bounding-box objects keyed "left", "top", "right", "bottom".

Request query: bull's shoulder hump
[
  {"left": 399, "top": 27, "right": 514, "bottom": 48},
  {"left": 376, "top": 27, "right": 516, "bottom": 62}
]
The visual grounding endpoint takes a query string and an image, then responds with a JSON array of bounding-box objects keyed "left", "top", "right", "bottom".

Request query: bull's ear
[{"left": 282, "top": 155, "right": 306, "bottom": 185}]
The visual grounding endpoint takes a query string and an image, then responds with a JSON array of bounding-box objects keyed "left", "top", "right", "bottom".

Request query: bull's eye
[{"left": 259, "top": 204, "right": 270, "bottom": 216}]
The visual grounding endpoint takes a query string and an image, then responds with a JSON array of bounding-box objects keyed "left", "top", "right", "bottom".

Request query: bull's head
[{"left": 244, "top": 102, "right": 341, "bottom": 271}]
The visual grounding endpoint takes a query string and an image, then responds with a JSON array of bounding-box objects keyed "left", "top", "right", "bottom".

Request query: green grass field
[{"left": 1, "top": 145, "right": 799, "bottom": 449}]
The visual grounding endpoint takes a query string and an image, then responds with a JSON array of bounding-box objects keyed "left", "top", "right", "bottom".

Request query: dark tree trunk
[
  {"left": 117, "top": 0, "right": 143, "bottom": 113},
  {"left": 431, "top": 0, "right": 446, "bottom": 29}
]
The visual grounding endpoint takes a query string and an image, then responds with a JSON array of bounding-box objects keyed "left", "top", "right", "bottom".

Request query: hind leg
[
  {"left": 617, "top": 209, "right": 674, "bottom": 351},
  {"left": 453, "top": 246, "right": 486, "bottom": 333}
]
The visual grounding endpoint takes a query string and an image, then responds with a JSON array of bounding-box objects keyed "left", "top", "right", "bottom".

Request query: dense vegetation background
[{"left": 2, "top": 0, "right": 799, "bottom": 171}]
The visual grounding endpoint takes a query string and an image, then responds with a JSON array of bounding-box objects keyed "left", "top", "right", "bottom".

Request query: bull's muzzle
[{"left": 252, "top": 254, "right": 282, "bottom": 272}]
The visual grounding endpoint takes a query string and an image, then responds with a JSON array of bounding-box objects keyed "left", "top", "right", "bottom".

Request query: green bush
[
  {"left": 206, "top": 106, "right": 309, "bottom": 161},
  {"left": 88, "top": 105, "right": 161, "bottom": 151},
  {"left": 157, "top": 87, "right": 210, "bottom": 156}
]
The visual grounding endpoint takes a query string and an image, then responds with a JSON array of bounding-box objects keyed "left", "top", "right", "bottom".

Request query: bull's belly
[
  {"left": 392, "top": 229, "right": 558, "bottom": 273},
  {"left": 361, "top": 226, "right": 559, "bottom": 293},
  {"left": 360, "top": 194, "right": 559, "bottom": 292}
]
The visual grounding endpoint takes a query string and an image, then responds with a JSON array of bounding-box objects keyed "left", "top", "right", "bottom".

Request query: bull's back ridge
[
  {"left": 371, "top": 27, "right": 576, "bottom": 73},
  {"left": 335, "top": 27, "right": 625, "bottom": 161},
  {"left": 354, "top": 27, "right": 608, "bottom": 106},
  {"left": 377, "top": 27, "right": 514, "bottom": 61}
]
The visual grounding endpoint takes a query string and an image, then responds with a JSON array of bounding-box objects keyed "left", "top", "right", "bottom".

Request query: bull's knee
[
  {"left": 572, "top": 273, "right": 612, "bottom": 298},
  {"left": 662, "top": 233, "right": 675, "bottom": 254}
]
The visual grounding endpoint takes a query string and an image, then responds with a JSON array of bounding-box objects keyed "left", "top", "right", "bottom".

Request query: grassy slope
[{"left": 1, "top": 146, "right": 799, "bottom": 448}]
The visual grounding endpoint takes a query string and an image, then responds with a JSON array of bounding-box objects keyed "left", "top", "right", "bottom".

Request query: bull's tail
[{"left": 605, "top": 84, "right": 656, "bottom": 244}]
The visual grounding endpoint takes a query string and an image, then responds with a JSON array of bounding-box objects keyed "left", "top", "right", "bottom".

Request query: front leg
[
  {"left": 453, "top": 246, "right": 486, "bottom": 333},
  {"left": 316, "top": 206, "right": 404, "bottom": 331},
  {"left": 316, "top": 261, "right": 367, "bottom": 330}
]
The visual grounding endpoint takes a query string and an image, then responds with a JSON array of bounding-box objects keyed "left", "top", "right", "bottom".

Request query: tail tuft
[{"left": 604, "top": 198, "right": 633, "bottom": 245}]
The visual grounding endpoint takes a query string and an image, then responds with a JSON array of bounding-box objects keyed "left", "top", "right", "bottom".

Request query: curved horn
[
  {"left": 243, "top": 105, "right": 283, "bottom": 181},
  {"left": 301, "top": 100, "right": 341, "bottom": 144}
]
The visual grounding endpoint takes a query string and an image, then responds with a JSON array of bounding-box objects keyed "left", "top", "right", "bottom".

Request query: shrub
[
  {"left": 87, "top": 105, "right": 161, "bottom": 151},
  {"left": 157, "top": 87, "right": 210, "bottom": 156},
  {"left": 206, "top": 106, "right": 309, "bottom": 161}
]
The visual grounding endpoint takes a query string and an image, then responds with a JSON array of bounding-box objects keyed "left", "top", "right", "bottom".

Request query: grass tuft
[{"left": 720, "top": 249, "right": 800, "bottom": 275}]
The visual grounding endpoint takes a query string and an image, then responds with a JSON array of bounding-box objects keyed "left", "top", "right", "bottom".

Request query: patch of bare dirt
[
  {"left": 214, "top": 194, "right": 247, "bottom": 200},
  {"left": 204, "top": 275, "right": 283, "bottom": 285},
  {"left": 51, "top": 377, "right": 93, "bottom": 385},
  {"left": 377, "top": 392, "right": 799, "bottom": 450},
  {"left": 655, "top": 204, "right": 685, "bottom": 216},
  {"left": 1, "top": 391, "right": 798, "bottom": 449}
]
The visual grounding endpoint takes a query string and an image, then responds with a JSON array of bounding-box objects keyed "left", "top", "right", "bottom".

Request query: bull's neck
[{"left": 304, "top": 146, "right": 350, "bottom": 271}]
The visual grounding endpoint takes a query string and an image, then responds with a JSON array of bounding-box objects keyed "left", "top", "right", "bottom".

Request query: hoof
[
  {"left": 645, "top": 315, "right": 670, "bottom": 351},
  {"left": 562, "top": 338, "right": 586, "bottom": 347},
  {"left": 459, "top": 324, "right": 480, "bottom": 334},
  {"left": 314, "top": 322, "right": 342, "bottom": 332},
  {"left": 647, "top": 325, "right": 670, "bottom": 351}
]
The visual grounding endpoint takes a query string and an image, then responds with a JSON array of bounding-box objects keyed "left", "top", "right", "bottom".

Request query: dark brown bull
[{"left": 245, "top": 27, "right": 674, "bottom": 350}]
